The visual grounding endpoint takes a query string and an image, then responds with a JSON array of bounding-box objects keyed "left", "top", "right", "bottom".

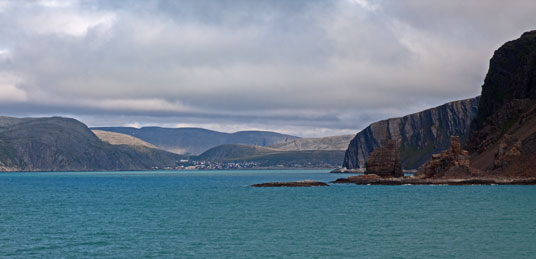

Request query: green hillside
[{"left": 196, "top": 144, "right": 345, "bottom": 168}]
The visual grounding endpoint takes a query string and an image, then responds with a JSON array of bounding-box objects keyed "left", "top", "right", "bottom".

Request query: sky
[{"left": 1, "top": 0, "right": 536, "bottom": 137}]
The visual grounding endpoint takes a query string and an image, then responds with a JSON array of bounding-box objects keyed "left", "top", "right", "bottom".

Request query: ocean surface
[{"left": 1, "top": 170, "right": 535, "bottom": 258}]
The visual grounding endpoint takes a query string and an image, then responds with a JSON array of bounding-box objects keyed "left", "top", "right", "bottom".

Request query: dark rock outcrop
[
  {"left": 469, "top": 30, "right": 536, "bottom": 153},
  {"left": 343, "top": 97, "right": 479, "bottom": 170},
  {"left": 415, "top": 136, "right": 475, "bottom": 179},
  {"left": 333, "top": 30, "right": 536, "bottom": 184},
  {"left": 467, "top": 30, "right": 536, "bottom": 179},
  {"left": 251, "top": 180, "right": 328, "bottom": 187},
  {"left": 331, "top": 176, "right": 536, "bottom": 185},
  {"left": 364, "top": 140, "right": 403, "bottom": 177},
  {"left": 331, "top": 174, "right": 381, "bottom": 183},
  {"left": 0, "top": 116, "right": 183, "bottom": 171}
]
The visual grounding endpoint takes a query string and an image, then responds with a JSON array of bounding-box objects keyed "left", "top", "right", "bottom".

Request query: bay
[{"left": 1, "top": 170, "right": 535, "bottom": 258}]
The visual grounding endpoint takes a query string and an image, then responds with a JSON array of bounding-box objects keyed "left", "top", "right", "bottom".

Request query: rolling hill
[
  {"left": 270, "top": 134, "right": 354, "bottom": 151},
  {"left": 92, "top": 130, "right": 159, "bottom": 149},
  {"left": 92, "top": 127, "right": 299, "bottom": 155},
  {"left": 196, "top": 144, "right": 278, "bottom": 161},
  {"left": 0, "top": 117, "right": 184, "bottom": 171},
  {"left": 196, "top": 143, "right": 345, "bottom": 168}
]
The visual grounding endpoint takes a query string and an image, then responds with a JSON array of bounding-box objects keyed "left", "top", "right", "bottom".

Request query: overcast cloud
[{"left": 1, "top": 0, "right": 535, "bottom": 137}]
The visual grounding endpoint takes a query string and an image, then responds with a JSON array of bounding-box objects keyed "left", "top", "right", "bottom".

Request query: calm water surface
[{"left": 1, "top": 170, "right": 535, "bottom": 258}]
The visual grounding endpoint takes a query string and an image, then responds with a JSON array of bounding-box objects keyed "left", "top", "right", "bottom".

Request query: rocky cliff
[
  {"left": 468, "top": 31, "right": 536, "bottom": 178},
  {"left": 0, "top": 117, "right": 184, "bottom": 171},
  {"left": 416, "top": 136, "right": 476, "bottom": 179},
  {"left": 469, "top": 30, "right": 536, "bottom": 153},
  {"left": 364, "top": 140, "right": 403, "bottom": 177},
  {"left": 343, "top": 97, "right": 479, "bottom": 169}
]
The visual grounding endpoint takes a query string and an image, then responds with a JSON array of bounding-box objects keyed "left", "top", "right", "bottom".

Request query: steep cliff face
[
  {"left": 468, "top": 31, "right": 536, "bottom": 177},
  {"left": 343, "top": 97, "right": 479, "bottom": 169},
  {"left": 469, "top": 30, "right": 536, "bottom": 153}
]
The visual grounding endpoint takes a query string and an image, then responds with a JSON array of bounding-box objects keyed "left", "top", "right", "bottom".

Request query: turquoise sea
[{"left": 1, "top": 170, "right": 535, "bottom": 258}]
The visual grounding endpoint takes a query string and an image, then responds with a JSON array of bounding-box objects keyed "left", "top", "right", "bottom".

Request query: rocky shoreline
[
  {"left": 331, "top": 174, "right": 536, "bottom": 185},
  {"left": 331, "top": 136, "right": 536, "bottom": 185},
  {"left": 252, "top": 136, "right": 536, "bottom": 187},
  {"left": 252, "top": 175, "right": 536, "bottom": 187}
]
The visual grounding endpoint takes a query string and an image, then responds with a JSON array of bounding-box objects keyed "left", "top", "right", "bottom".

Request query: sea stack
[
  {"left": 416, "top": 136, "right": 474, "bottom": 178},
  {"left": 364, "top": 140, "right": 403, "bottom": 178}
]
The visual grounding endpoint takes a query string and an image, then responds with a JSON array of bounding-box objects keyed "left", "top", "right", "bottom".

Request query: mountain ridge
[
  {"left": 92, "top": 126, "right": 299, "bottom": 155},
  {"left": 92, "top": 130, "right": 159, "bottom": 149},
  {"left": 270, "top": 134, "right": 354, "bottom": 151}
]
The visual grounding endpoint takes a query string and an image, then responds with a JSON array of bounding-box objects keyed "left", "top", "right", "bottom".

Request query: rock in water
[
  {"left": 416, "top": 136, "right": 474, "bottom": 179},
  {"left": 364, "top": 140, "right": 403, "bottom": 178},
  {"left": 251, "top": 180, "right": 328, "bottom": 187}
]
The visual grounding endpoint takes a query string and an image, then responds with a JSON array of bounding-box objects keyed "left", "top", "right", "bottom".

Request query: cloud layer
[{"left": 1, "top": 0, "right": 535, "bottom": 136}]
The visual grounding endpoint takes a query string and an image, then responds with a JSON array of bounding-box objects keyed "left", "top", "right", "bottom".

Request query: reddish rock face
[
  {"left": 494, "top": 135, "right": 522, "bottom": 169},
  {"left": 416, "top": 136, "right": 475, "bottom": 179},
  {"left": 364, "top": 140, "right": 403, "bottom": 178},
  {"left": 450, "top": 136, "right": 462, "bottom": 154}
]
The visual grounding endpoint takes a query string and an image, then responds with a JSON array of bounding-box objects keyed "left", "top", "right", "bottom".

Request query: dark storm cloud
[{"left": 0, "top": 0, "right": 535, "bottom": 136}]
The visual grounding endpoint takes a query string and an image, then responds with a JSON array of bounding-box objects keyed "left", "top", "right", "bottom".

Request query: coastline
[{"left": 331, "top": 176, "right": 536, "bottom": 185}]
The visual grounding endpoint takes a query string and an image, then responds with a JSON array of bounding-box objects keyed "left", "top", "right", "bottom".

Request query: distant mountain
[
  {"left": 196, "top": 143, "right": 345, "bottom": 168},
  {"left": 270, "top": 135, "right": 354, "bottom": 151},
  {"left": 91, "top": 127, "right": 299, "bottom": 155},
  {"left": 343, "top": 97, "right": 480, "bottom": 169},
  {"left": 196, "top": 144, "right": 278, "bottom": 161},
  {"left": 0, "top": 117, "right": 183, "bottom": 171},
  {"left": 92, "top": 130, "right": 158, "bottom": 149},
  {"left": 242, "top": 150, "right": 345, "bottom": 168}
]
